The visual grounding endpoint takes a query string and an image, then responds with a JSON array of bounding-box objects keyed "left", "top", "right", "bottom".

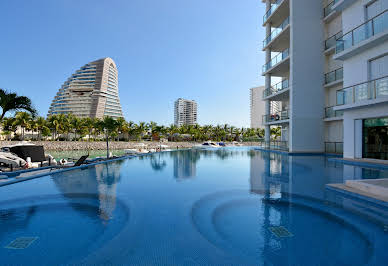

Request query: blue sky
[{"left": 0, "top": 0, "right": 265, "bottom": 127}]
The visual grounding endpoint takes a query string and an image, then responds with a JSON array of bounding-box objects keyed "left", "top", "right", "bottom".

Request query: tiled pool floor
[{"left": 0, "top": 148, "right": 387, "bottom": 265}]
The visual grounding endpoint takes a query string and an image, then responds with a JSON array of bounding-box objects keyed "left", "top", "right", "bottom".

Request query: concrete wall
[
  {"left": 250, "top": 86, "right": 266, "bottom": 128},
  {"left": 343, "top": 41, "right": 388, "bottom": 86},
  {"left": 326, "top": 85, "right": 343, "bottom": 106},
  {"left": 325, "top": 14, "right": 343, "bottom": 38},
  {"left": 289, "top": 0, "right": 325, "bottom": 152},
  {"left": 341, "top": 0, "right": 366, "bottom": 33},
  {"left": 324, "top": 120, "right": 344, "bottom": 142}
]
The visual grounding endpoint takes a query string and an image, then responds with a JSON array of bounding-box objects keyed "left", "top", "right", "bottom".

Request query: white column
[{"left": 264, "top": 0, "right": 272, "bottom": 142}]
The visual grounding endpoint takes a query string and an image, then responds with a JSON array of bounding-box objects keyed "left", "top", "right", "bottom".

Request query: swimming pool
[{"left": 0, "top": 148, "right": 387, "bottom": 265}]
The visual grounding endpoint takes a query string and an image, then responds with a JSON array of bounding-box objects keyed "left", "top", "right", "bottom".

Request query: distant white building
[
  {"left": 174, "top": 98, "right": 198, "bottom": 126},
  {"left": 250, "top": 86, "right": 266, "bottom": 128}
]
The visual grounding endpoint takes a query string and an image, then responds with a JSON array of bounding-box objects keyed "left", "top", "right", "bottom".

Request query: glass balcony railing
[
  {"left": 324, "top": 106, "right": 344, "bottom": 118},
  {"left": 262, "top": 48, "right": 289, "bottom": 73},
  {"left": 324, "top": 67, "right": 343, "bottom": 84},
  {"left": 325, "top": 142, "right": 343, "bottom": 154},
  {"left": 257, "top": 140, "right": 289, "bottom": 151},
  {"left": 336, "top": 10, "right": 388, "bottom": 53},
  {"left": 263, "top": 0, "right": 283, "bottom": 24},
  {"left": 263, "top": 17, "right": 290, "bottom": 48},
  {"left": 262, "top": 110, "right": 289, "bottom": 124},
  {"left": 336, "top": 76, "right": 388, "bottom": 105},
  {"left": 263, "top": 79, "right": 289, "bottom": 98},
  {"left": 323, "top": 0, "right": 340, "bottom": 18},
  {"left": 324, "top": 31, "right": 342, "bottom": 50}
]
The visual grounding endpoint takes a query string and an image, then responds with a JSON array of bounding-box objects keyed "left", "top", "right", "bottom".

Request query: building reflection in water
[
  {"left": 53, "top": 160, "right": 124, "bottom": 222},
  {"left": 250, "top": 151, "right": 289, "bottom": 197},
  {"left": 149, "top": 154, "right": 167, "bottom": 172},
  {"left": 172, "top": 150, "right": 200, "bottom": 180}
]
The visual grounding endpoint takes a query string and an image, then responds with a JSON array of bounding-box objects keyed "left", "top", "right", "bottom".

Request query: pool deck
[{"left": 327, "top": 178, "right": 388, "bottom": 206}]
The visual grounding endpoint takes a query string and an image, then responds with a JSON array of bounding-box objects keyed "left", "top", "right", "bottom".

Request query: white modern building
[
  {"left": 261, "top": 0, "right": 388, "bottom": 160},
  {"left": 250, "top": 86, "right": 266, "bottom": 128},
  {"left": 48, "top": 57, "right": 123, "bottom": 119},
  {"left": 174, "top": 98, "right": 198, "bottom": 126}
]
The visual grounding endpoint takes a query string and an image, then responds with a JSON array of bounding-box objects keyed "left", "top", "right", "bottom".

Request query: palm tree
[
  {"left": 63, "top": 114, "right": 75, "bottom": 140},
  {"left": 13, "top": 112, "right": 32, "bottom": 140},
  {"left": 102, "top": 116, "right": 118, "bottom": 158},
  {"left": 28, "top": 119, "right": 38, "bottom": 140},
  {"left": 136, "top": 122, "right": 148, "bottom": 140},
  {"left": 83, "top": 117, "right": 95, "bottom": 141},
  {"left": 271, "top": 127, "right": 281, "bottom": 140},
  {"left": 35, "top": 116, "right": 49, "bottom": 140},
  {"left": 1, "top": 117, "right": 17, "bottom": 140},
  {"left": 116, "top": 117, "right": 126, "bottom": 141},
  {"left": 0, "top": 89, "right": 36, "bottom": 121},
  {"left": 71, "top": 116, "right": 84, "bottom": 141},
  {"left": 48, "top": 114, "right": 62, "bottom": 140}
]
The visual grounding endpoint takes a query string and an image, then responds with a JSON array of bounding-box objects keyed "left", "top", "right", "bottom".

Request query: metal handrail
[
  {"left": 262, "top": 48, "right": 289, "bottom": 73},
  {"left": 323, "top": 0, "right": 340, "bottom": 17},
  {"left": 336, "top": 10, "right": 388, "bottom": 53},
  {"left": 324, "top": 31, "right": 343, "bottom": 50},
  {"left": 336, "top": 75, "right": 388, "bottom": 105},
  {"left": 263, "top": 0, "right": 283, "bottom": 24},
  {"left": 324, "top": 67, "right": 343, "bottom": 84},
  {"left": 324, "top": 106, "right": 344, "bottom": 118},
  {"left": 325, "top": 142, "right": 343, "bottom": 154},
  {"left": 263, "top": 17, "right": 290, "bottom": 48},
  {"left": 262, "top": 110, "right": 289, "bottom": 124},
  {"left": 257, "top": 140, "right": 289, "bottom": 151},
  {"left": 263, "top": 79, "right": 289, "bottom": 98}
]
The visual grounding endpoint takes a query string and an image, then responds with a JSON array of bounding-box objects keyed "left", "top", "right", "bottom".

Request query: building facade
[
  {"left": 250, "top": 86, "right": 266, "bottom": 128},
  {"left": 261, "top": 0, "right": 388, "bottom": 160},
  {"left": 48, "top": 57, "right": 123, "bottom": 119},
  {"left": 174, "top": 98, "right": 198, "bottom": 126}
]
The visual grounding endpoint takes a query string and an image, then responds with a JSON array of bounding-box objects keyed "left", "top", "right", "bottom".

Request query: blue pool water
[{"left": 0, "top": 148, "right": 387, "bottom": 265}]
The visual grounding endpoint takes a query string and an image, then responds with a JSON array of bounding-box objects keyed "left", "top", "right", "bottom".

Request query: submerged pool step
[{"left": 345, "top": 179, "right": 388, "bottom": 200}]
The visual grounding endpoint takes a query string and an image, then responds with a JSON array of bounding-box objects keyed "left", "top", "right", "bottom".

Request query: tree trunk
[{"left": 106, "top": 133, "right": 109, "bottom": 158}]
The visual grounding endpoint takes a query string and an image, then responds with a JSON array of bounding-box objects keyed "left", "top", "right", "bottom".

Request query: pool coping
[
  {"left": 327, "top": 157, "right": 388, "bottom": 170},
  {"left": 0, "top": 155, "right": 137, "bottom": 187},
  {"left": 254, "top": 147, "right": 343, "bottom": 157},
  {"left": 0, "top": 149, "right": 192, "bottom": 187}
]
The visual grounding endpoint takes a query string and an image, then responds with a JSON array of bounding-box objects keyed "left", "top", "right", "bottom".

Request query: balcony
[
  {"left": 335, "top": 10, "right": 388, "bottom": 60},
  {"left": 263, "top": 0, "right": 281, "bottom": 24},
  {"left": 263, "top": 79, "right": 289, "bottom": 99},
  {"left": 336, "top": 76, "right": 388, "bottom": 109},
  {"left": 263, "top": 0, "right": 289, "bottom": 26},
  {"left": 323, "top": 0, "right": 340, "bottom": 18},
  {"left": 325, "top": 142, "right": 343, "bottom": 154},
  {"left": 262, "top": 110, "right": 289, "bottom": 125},
  {"left": 324, "top": 106, "right": 343, "bottom": 120},
  {"left": 257, "top": 140, "right": 289, "bottom": 152},
  {"left": 263, "top": 17, "right": 290, "bottom": 51},
  {"left": 324, "top": 31, "right": 342, "bottom": 54},
  {"left": 262, "top": 48, "right": 289, "bottom": 76},
  {"left": 324, "top": 67, "right": 343, "bottom": 88}
]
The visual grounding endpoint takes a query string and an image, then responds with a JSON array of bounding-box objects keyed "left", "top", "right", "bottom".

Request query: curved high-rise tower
[{"left": 48, "top": 57, "right": 123, "bottom": 118}]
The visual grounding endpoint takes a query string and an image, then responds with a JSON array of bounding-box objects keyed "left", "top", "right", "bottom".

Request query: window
[
  {"left": 370, "top": 54, "right": 388, "bottom": 80},
  {"left": 366, "top": 0, "right": 388, "bottom": 20}
]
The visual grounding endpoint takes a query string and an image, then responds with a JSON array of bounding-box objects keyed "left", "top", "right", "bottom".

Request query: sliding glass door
[{"left": 363, "top": 117, "right": 388, "bottom": 160}]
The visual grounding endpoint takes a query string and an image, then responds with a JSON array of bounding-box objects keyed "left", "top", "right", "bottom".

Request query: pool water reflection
[{"left": 0, "top": 148, "right": 387, "bottom": 265}]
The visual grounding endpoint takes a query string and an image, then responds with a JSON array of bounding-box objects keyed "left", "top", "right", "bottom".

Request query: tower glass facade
[{"left": 48, "top": 57, "right": 123, "bottom": 119}]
